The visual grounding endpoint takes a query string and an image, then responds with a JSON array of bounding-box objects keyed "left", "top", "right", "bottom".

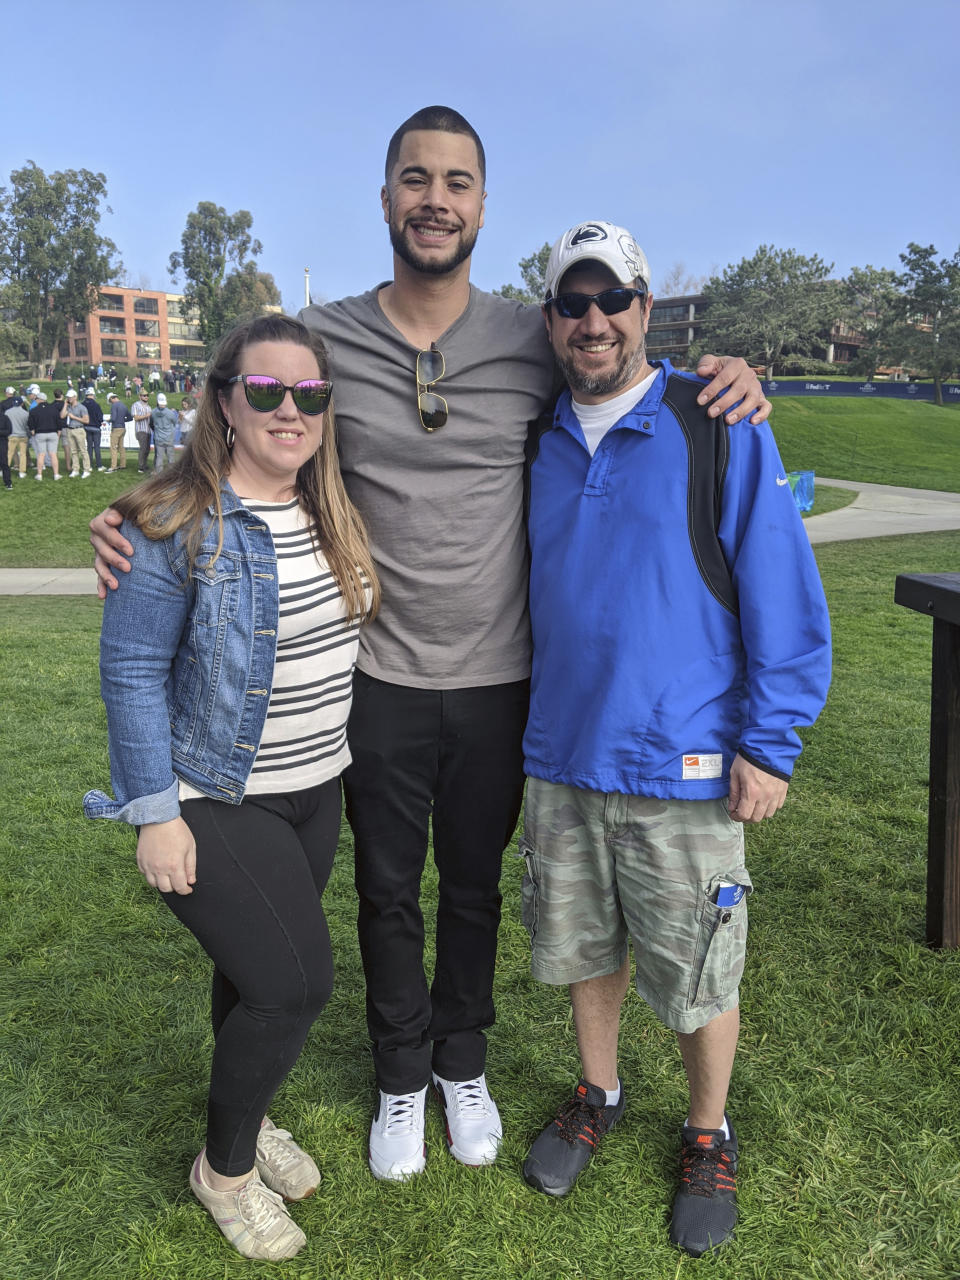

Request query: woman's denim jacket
[{"left": 83, "top": 486, "right": 280, "bottom": 825}]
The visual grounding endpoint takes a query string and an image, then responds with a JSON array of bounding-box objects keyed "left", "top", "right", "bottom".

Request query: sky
[{"left": 2, "top": 0, "right": 957, "bottom": 313}]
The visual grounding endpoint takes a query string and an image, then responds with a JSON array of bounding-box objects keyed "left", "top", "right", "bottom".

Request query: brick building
[{"left": 59, "top": 286, "right": 206, "bottom": 373}]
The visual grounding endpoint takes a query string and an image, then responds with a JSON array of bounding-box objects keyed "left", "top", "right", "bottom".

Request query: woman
[
  {"left": 178, "top": 394, "right": 197, "bottom": 445},
  {"left": 84, "top": 313, "right": 379, "bottom": 1261}
]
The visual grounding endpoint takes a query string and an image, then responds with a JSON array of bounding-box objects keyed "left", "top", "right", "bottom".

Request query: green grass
[
  {"left": 0, "top": 464, "right": 151, "bottom": 566},
  {"left": 769, "top": 398, "right": 960, "bottom": 491},
  {"left": 2, "top": 531, "right": 960, "bottom": 1278},
  {"left": 804, "top": 483, "right": 857, "bottom": 519}
]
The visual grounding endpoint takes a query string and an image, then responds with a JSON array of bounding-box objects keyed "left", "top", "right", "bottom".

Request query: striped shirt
[{"left": 180, "top": 497, "right": 366, "bottom": 802}]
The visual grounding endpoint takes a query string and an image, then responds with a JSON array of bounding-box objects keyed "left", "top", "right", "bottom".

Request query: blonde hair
[{"left": 113, "top": 313, "right": 379, "bottom": 622}]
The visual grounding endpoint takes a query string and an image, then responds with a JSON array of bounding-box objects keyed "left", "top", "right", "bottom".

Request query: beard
[
  {"left": 556, "top": 338, "right": 649, "bottom": 398},
  {"left": 388, "top": 207, "right": 479, "bottom": 276}
]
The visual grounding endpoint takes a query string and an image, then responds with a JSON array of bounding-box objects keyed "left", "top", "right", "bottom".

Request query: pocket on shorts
[
  {"left": 687, "top": 873, "right": 753, "bottom": 1008},
  {"left": 517, "top": 834, "right": 540, "bottom": 941}
]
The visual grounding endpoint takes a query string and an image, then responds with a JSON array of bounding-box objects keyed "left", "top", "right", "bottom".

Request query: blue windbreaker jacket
[{"left": 523, "top": 362, "right": 832, "bottom": 799}]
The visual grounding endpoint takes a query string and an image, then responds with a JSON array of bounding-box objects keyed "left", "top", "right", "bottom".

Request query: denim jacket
[{"left": 83, "top": 485, "right": 280, "bottom": 825}]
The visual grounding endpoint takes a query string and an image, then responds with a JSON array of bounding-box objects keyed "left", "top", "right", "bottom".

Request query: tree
[
  {"left": 220, "top": 262, "right": 282, "bottom": 332},
  {"left": 840, "top": 265, "right": 901, "bottom": 379},
  {"left": 885, "top": 243, "right": 960, "bottom": 406},
  {"left": 0, "top": 162, "right": 121, "bottom": 376},
  {"left": 657, "top": 261, "right": 709, "bottom": 297},
  {"left": 169, "top": 202, "right": 264, "bottom": 350},
  {"left": 493, "top": 242, "right": 552, "bottom": 305},
  {"left": 694, "top": 245, "right": 838, "bottom": 377}
]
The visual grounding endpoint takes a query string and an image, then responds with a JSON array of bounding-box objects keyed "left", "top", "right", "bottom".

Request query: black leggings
[{"left": 164, "top": 780, "right": 340, "bottom": 1175}]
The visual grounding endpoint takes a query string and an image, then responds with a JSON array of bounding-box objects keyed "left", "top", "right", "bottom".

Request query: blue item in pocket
[{"left": 715, "top": 880, "right": 745, "bottom": 908}]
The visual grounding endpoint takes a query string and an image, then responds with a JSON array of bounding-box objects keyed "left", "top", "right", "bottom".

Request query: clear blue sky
[{"left": 3, "top": 0, "right": 957, "bottom": 312}]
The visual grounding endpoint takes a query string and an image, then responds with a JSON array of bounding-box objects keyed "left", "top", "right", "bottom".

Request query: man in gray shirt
[
  {"left": 1, "top": 389, "right": 29, "bottom": 480},
  {"left": 90, "top": 104, "right": 770, "bottom": 1185},
  {"left": 150, "top": 393, "right": 179, "bottom": 472}
]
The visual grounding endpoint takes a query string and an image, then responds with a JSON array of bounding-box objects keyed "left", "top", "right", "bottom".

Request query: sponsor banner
[{"left": 763, "top": 379, "right": 960, "bottom": 400}]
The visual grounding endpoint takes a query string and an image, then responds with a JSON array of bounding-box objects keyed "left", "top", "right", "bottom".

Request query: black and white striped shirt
[{"left": 180, "top": 497, "right": 366, "bottom": 801}]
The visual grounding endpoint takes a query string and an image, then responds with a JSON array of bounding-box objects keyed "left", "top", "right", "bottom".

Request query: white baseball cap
[
  {"left": 156, "top": 393, "right": 167, "bottom": 406},
  {"left": 544, "top": 220, "right": 650, "bottom": 299},
  {"left": 4, "top": 386, "right": 14, "bottom": 395},
  {"left": 27, "top": 383, "right": 40, "bottom": 395},
  {"left": 66, "top": 389, "right": 78, "bottom": 399}
]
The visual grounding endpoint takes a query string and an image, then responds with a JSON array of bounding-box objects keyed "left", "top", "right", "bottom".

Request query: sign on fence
[{"left": 763, "top": 380, "right": 960, "bottom": 401}]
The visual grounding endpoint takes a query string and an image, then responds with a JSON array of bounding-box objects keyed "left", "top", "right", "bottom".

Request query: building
[
  {"left": 58, "top": 285, "right": 206, "bottom": 373},
  {"left": 646, "top": 293, "right": 868, "bottom": 371},
  {"left": 646, "top": 294, "right": 706, "bottom": 367}
]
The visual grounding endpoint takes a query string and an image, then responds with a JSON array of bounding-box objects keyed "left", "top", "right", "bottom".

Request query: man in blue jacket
[{"left": 519, "top": 222, "right": 831, "bottom": 1258}]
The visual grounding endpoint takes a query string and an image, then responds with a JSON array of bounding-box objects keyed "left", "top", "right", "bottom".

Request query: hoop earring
[{"left": 225, "top": 426, "right": 236, "bottom": 449}]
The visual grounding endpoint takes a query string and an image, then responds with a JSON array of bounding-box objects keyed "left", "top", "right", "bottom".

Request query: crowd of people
[
  {"left": 0, "top": 384, "right": 198, "bottom": 485},
  {"left": 79, "top": 104, "right": 830, "bottom": 1266}
]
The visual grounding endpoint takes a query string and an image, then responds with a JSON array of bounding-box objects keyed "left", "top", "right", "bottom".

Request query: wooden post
[{"left": 894, "top": 572, "right": 960, "bottom": 949}]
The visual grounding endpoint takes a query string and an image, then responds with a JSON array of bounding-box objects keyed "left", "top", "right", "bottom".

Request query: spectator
[
  {"left": 2, "top": 388, "right": 29, "bottom": 479},
  {"left": 150, "top": 393, "right": 179, "bottom": 471},
  {"left": 124, "top": 375, "right": 132, "bottom": 395},
  {"left": 132, "top": 391, "right": 152, "bottom": 472},
  {"left": 61, "top": 389, "right": 91, "bottom": 478},
  {"left": 83, "top": 388, "right": 106, "bottom": 471},
  {"left": 0, "top": 403, "right": 11, "bottom": 489},
  {"left": 28, "top": 393, "right": 63, "bottom": 480},
  {"left": 106, "top": 394, "right": 131, "bottom": 471},
  {"left": 178, "top": 396, "right": 197, "bottom": 445}
]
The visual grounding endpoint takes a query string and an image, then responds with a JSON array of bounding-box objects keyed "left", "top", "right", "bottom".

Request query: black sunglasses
[
  {"left": 546, "top": 287, "right": 647, "bottom": 320},
  {"left": 226, "top": 374, "right": 332, "bottom": 416},
  {"left": 416, "top": 345, "right": 447, "bottom": 432}
]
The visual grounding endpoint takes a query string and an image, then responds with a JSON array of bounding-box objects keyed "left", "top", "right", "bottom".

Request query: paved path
[
  {"left": 1, "top": 479, "right": 957, "bottom": 596},
  {"left": 804, "top": 478, "right": 960, "bottom": 545},
  {"left": 0, "top": 568, "right": 96, "bottom": 595}
]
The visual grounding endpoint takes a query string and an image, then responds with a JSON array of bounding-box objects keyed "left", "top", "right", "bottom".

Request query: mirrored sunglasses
[
  {"left": 547, "top": 287, "right": 647, "bottom": 320},
  {"left": 227, "top": 374, "right": 332, "bottom": 416},
  {"left": 416, "top": 345, "right": 448, "bottom": 432}
]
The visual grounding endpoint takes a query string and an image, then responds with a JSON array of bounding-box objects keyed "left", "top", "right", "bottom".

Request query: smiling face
[
  {"left": 218, "top": 339, "right": 325, "bottom": 501},
  {"left": 381, "top": 129, "right": 486, "bottom": 277},
  {"left": 544, "top": 263, "right": 654, "bottom": 403}
]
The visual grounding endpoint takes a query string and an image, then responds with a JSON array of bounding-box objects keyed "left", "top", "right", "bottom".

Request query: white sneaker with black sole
[
  {"left": 432, "top": 1073, "right": 502, "bottom": 1166},
  {"left": 368, "top": 1086, "right": 427, "bottom": 1181}
]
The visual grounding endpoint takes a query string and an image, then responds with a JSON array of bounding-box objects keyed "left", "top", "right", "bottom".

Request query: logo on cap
[{"left": 571, "top": 224, "right": 610, "bottom": 245}]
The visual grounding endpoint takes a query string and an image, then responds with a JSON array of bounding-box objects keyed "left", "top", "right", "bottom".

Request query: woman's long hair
[{"left": 113, "top": 313, "right": 379, "bottom": 622}]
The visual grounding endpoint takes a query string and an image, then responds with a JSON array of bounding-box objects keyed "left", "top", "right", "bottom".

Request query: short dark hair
[{"left": 384, "top": 105, "right": 486, "bottom": 185}]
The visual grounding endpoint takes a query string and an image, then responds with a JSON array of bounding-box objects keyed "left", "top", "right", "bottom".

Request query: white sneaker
[
  {"left": 432, "top": 1073, "right": 502, "bottom": 1166},
  {"left": 69, "top": 470, "right": 79, "bottom": 477},
  {"left": 18, "top": 472, "right": 26, "bottom": 479},
  {"left": 255, "top": 1117, "right": 320, "bottom": 1201},
  {"left": 97, "top": 466, "right": 106, "bottom": 471},
  {"left": 368, "top": 1086, "right": 427, "bottom": 1181},
  {"left": 189, "top": 1153, "right": 306, "bottom": 1260},
  {"left": 81, "top": 470, "right": 91, "bottom": 478},
  {"left": 53, "top": 474, "right": 62, "bottom": 480},
  {"left": 35, "top": 474, "right": 42, "bottom": 481}
]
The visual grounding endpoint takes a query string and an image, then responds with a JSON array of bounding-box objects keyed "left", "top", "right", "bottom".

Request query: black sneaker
[
  {"left": 669, "top": 1116, "right": 738, "bottom": 1257},
  {"left": 522, "top": 1078, "right": 625, "bottom": 1197}
]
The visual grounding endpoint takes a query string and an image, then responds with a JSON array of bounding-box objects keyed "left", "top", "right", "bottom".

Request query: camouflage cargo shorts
[{"left": 519, "top": 778, "right": 751, "bottom": 1034}]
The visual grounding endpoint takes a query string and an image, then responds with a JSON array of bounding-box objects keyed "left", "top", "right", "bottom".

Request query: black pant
[
  {"left": 164, "top": 780, "right": 340, "bottom": 1175},
  {"left": 85, "top": 428, "right": 102, "bottom": 468},
  {"left": 0, "top": 436, "right": 9, "bottom": 487},
  {"left": 136, "top": 431, "right": 151, "bottom": 470},
  {"left": 344, "top": 672, "right": 529, "bottom": 1093}
]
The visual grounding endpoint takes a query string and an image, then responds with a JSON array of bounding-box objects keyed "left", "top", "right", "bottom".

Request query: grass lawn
[
  {"left": 805, "top": 483, "right": 857, "bottom": 519},
  {"left": 769, "top": 398, "right": 960, "bottom": 491},
  {"left": 2, "top": 530, "right": 959, "bottom": 1278}
]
